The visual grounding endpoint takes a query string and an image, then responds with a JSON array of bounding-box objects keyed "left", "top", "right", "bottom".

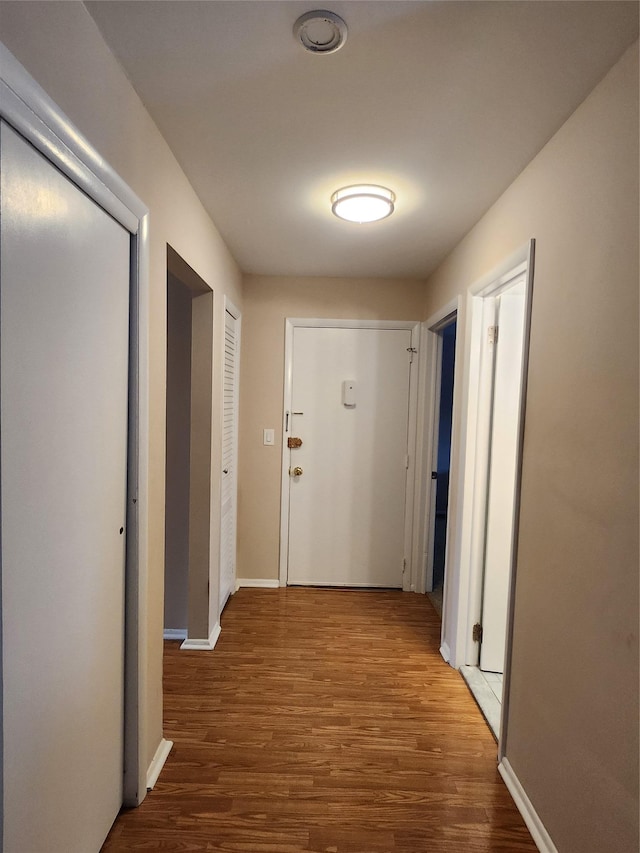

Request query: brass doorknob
[{"left": 291, "top": 466, "right": 303, "bottom": 477}]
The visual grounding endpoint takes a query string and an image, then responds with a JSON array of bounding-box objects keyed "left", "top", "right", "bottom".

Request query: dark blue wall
[{"left": 432, "top": 320, "right": 456, "bottom": 590}]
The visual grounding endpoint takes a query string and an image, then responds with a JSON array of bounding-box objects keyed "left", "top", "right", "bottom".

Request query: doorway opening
[
  {"left": 164, "top": 246, "right": 214, "bottom": 646},
  {"left": 426, "top": 319, "right": 457, "bottom": 620},
  {"left": 445, "top": 241, "right": 535, "bottom": 745}
]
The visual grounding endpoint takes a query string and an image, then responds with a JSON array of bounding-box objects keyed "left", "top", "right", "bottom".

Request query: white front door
[
  {"left": 480, "top": 285, "right": 527, "bottom": 672},
  {"left": 287, "top": 326, "right": 413, "bottom": 587},
  {"left": 1, "top": 121, "right": 129, "bottom": 851},
  {"left": 220, "top": 304, "right": 240, "bottom": 612}
]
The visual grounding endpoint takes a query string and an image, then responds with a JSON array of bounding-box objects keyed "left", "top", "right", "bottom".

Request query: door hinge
[
  {"left": 472, "top": 622, "right": 483, "bottom": 643},
  {"left": 404, "top": 454, "right": 410, "bottom": 469},
  {"left": 403, "top": 558, "right": 407, "bottom": 574},
  {"left": 406, "top": 346, "right": 417, "bottom": 363},
  {"left": 487, "top": 325, "right": 498, "bottom": 345}
]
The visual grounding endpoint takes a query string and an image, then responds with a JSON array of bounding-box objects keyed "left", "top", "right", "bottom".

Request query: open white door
[
  {"left": 286, "top": 325, "right": 413, "bottom": 587},
  {"left": 480, "top": 286, "right": 527, "bottom": 673},
  {"left": 220, "top": 302, "right": 240, "bottom": 612},
  {"left": 1, "top": 121, "right": 129, "bottom": 850}
]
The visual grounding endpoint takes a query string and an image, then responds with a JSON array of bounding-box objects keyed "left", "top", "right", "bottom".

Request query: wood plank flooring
[{"left": 102, "top": 588, "right": 536, "bottom": 852}]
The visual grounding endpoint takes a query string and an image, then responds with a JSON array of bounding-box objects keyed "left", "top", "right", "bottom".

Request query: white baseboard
[
  {"left": 235, "top": 578, "right": 280, "bottom": 589},
  {"left": 498, "top": 757, "right": 558, "bottom": 853},
  {"left": 163, "top": 628, "right": 187, "bottom": 641},
  {"left": 180, "top": 621, "right": 221, "bottom": 651},
  {"left": 439, "top": 641, "right": 451, "bottom": 663},
  {"left": 146, "top": 738, "right": 173, "bottom": 791}
]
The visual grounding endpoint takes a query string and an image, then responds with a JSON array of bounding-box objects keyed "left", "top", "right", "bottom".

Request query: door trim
[
  {"left": 435, "top": 240, "right": 535, "bottom": 756},
  {"left": 279, "top": 318, "right": 420, "bottom": 589},
  {"left": 411, "top": 298, "right": 461, "bottom": 601},
  {"left": 0, "top": 43, "right": 150, "bottom": 807}
]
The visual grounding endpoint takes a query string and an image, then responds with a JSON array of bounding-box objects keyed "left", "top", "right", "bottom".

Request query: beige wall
[
  {"left": 0, "top": 2, "right": 243, "bottom": 770},
  {"left": 164, "top": 275, "right": 192, "bottom": 632},
  {"left": 188, "top": 290, "right": 214, "bottom": 639},
  {"left": 237, "top": 276, "right": 424, "bottom": 580},
  {"left": 424, "top": 43, "right": 639, "bottom": 853}
]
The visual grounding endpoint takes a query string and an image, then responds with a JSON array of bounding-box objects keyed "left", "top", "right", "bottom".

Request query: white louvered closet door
[{"left": 220, "top": 304, "right": 240, "bottom": 613}]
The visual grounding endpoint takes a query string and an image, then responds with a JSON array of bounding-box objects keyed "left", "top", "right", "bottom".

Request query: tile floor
[
  {"left": 483, "top": 669, "right": 504, "bottom": 701},
  {"left": 459, "top": 665, "right": 503, "bottom": 739}
]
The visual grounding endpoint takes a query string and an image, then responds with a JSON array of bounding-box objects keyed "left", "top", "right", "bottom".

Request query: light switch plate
[{"left": 263, "top": 428, "right": 275, "bottom": 446}]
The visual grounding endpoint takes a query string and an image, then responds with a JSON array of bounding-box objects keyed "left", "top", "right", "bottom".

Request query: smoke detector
[{"left": 293, "top": 10, "right": 348, "bottom": 54}]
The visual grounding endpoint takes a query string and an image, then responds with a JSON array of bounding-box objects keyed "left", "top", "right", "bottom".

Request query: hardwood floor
[{"left": 102, "top": 588, "right": 536, "bottom": 852}]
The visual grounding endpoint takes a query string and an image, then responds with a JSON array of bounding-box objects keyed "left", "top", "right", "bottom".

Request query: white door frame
[
  {"left": 411, "top": 298, "right": 461, "bottom": 604},
  {"left": 0, "top": 44, "right": 149, "bottom": 807},
  {"left": 279, "top": 318, "right": 420, "bottom": 589},
  {"left": 425, "top": 241, "right": 534, "bottom": 754}
]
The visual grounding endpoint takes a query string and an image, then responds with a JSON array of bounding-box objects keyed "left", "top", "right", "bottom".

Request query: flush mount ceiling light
[
  {"left": 294, "top": 10, "right": 348, "bottom": 54},
  {"left": 331, "top": 185, "right": 396, "bottom": 223}
]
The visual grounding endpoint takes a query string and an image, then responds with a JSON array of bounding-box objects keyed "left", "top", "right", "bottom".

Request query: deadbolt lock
[{"left": 290, "top": 466, "right": 303, "bottom": 477}]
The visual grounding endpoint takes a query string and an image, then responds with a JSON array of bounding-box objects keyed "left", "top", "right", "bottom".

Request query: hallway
[{"left": 103, "top": 589, "right": 535, "bottom": 852}]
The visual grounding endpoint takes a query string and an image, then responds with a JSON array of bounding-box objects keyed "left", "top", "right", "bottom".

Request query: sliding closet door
[{"left": 1, "top": 120, "right": 130, "bottom": 851}]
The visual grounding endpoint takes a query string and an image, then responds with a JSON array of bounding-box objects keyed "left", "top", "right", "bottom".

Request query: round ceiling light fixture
[
  {"left": 331, "top": 185, "right": 396, "bottom": 223},
  {"left": 294, "top": 10, "right": 348, "bottom": 54}
]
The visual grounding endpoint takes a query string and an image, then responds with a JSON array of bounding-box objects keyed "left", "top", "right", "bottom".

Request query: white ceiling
[{"left": 85, "top": 1, "right": 638, "bottom": 279}]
